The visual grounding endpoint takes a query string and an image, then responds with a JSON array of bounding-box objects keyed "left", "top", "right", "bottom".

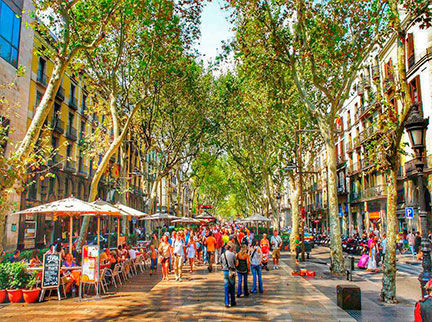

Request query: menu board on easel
[
  {"left": 42, "top": 253, "right": 61, "bottom": 288},
  {"left": 79, "top": 245, "right": 100, "bottom": 298}
]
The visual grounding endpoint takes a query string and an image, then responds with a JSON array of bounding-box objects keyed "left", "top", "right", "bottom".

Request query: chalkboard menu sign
[{"left": 42, "top": 253, "right": 61, "bottom": 289}]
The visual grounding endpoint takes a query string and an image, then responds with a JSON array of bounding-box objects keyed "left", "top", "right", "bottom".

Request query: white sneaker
[
  {"left": 178, "top": 278, "right": 182, "bottom": 282},
  {"left": 175, "top": 277, "right": 179, "bottom": 281},
  {"left": 273, "top": 266, "right": 276, "bottom": 270}
]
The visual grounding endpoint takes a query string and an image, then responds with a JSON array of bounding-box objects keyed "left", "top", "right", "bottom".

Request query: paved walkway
[{"left": 0, "top": 254, "right": 355, "bottom": 321}]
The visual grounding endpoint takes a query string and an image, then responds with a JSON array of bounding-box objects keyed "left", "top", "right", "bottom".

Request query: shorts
[{"left": 272, "top": 249, "right": 280, "bottom": 259}]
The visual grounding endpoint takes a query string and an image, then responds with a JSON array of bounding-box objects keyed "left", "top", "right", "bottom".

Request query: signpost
[
  {"left": 79, "top": 245, "right": 100, "bottom": 298},
  {"left": 405, "top": 207, "right": 414, "bottom": 219},
  {"left": 40, "top": 253, "right": 62, "bottom": 301}
]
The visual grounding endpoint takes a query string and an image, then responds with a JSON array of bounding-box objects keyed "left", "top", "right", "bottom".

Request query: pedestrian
[
  {"left": 205, "top": 231, "right": 217, "bottom": 272},
  {"left": 270, "top": 229, "right": 283, "bottom": 270},
  {"left": 260, "top": 233, "right": 270, "bottom": 271},
  {"left": 250, "top": 240, "right": 263, "bottom": 294},
  {"left": 214, "top": 228, "right": 223, "bottom": 267},
  {"left": 415, "top": 232, "right": 422, "bottom": 255},
  {"left": 173, "top": 232, "right": 186, "bottom": 281},
  {"left": 187, "top": 238, "right": 196, "bottom": 273},
  {"left": 367, "top": 237, "right": 379, "bottom": 273},
  {"left": 221, "top": 244, "right": 237, "bottom": 308},
  {"left": 408, "top": 230, "right": 416, "bottom": 256},
  {"left": 158, "top": 235, "right": 172, "bottom": 281},
  {"left": 415, "top": 280, "right": 432, "bottom": 321},
  {"left": 236, "top": 244, "right": 250, "bottom": 298},
  {"left": 149, "top": 244, "right": 158, "bottom": 276}
]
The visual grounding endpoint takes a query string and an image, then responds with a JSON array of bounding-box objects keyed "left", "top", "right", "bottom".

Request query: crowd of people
[{"left": 147, "top": 225, "right": 284, "bottom": 308}]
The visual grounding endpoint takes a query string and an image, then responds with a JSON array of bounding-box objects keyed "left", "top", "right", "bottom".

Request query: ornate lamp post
[
  {"left": 404, "top": 103, "right": 430, "bottom": 298},
  {"left": 276, "top": 193, "right": 281, "bottom": 232}
]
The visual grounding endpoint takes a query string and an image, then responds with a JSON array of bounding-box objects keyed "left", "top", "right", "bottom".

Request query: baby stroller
[{"left": 262, "top": 251, "right": 269, "bottom": 271}]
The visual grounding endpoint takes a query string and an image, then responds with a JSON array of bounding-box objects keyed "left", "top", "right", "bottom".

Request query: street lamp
[
  {"left": 404, "top": 102, "right": 430, "bottom": 298},
  {"left": 276, "top": 193, "right": 282, "bottom": 231}
]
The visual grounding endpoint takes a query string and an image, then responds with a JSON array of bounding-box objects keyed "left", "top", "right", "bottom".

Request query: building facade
[{"left": 303, "top": 16, "right": 432, "bottom": 236}]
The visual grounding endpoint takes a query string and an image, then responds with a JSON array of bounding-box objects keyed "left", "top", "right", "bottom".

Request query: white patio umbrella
[
  {"left": 12, "top": 197, "right": 116, "bottom": 252},
  {"left": 115, "top": 203, "right": 148, "bottom": 218},
  {"left": 172, "top": 217, "right": 200, "bottom": 224},
  {"left": 91, "top": 200, "right": 127, "bottom": 247},
  {"left": 140, "top": 213, "right": 177, "bottom": 238}
]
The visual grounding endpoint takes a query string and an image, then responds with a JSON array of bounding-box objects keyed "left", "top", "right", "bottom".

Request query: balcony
[
  {"left": 337, "top": 185, "right": 347, "bottom": 195},
  {"left": 360, "top": 127, "right": 378, "bottom": 143},
  {"left": 78, "top": 163, "right": 89, "bottom": 177},
  {"left": 357, "top": 85, "right": 364, "bottom": 96},
  {"left": 56, "top": 86, "right": 65, "bottom": 101},
  {"left": 372, "top": 66, "right": 380, "bottom": 80},
  {"left": 361, "top": 77, "right": 371, "bottom": 89},
  {"left": 48, "top": 153, "right": 64, "bottom": 168},
  {"left": 405, "top": 157, "right": 427, "bottom": 178},
  {"left": 384, "top": 75, "right": 395, "bottom": 92},
  {"left": 66, "top": 126, "right": 77, "bottom": 141},
  {"left": 346, "top": 140, "right": 353, "bottom": 153},
  {"left": 64, "top": 159, "right": 76, "bottom": 173},
  {"left": 350, "top": 191, "right": 362, "bottom": 202},
  {"left": 36, "top": 72, "right": 47, "bottom": 87},
  {"left": 51, "top": 117, "right": 64, "bottom": 134},
  {"left": 362, "top": 185, "right": 386, "bottom": 200},
  {"left": 353, "top": 136, "right": 361, "bottom": 148},
  {"left": 337, "top": 155, "right": 346, "bottom": 167},
  {"left": 361, "top": 157, "right": 373, "bottom": 170},
  {"left": 69, "top": 96, "right": 78, "bottom": 110}
]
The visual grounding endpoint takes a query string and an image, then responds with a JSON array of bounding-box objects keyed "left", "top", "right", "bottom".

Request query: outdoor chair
[{"left": 111, "top": 264, "right": 123, "bottom": 287}]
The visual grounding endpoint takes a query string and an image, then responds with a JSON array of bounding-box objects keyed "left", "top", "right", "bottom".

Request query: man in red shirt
[{"left": 214, "top": 229, "right": 223, "bottom": 269}]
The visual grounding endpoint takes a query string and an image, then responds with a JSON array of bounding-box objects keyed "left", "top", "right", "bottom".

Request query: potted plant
[
  {"left": 23, "top": 271, "right": 41, "bottom": 304},
  {"left": 0, "top": 263, "right": 8, "bottom": 303},
  {"left": 7, "top": 262, "right": 29, "bottom": 303}
]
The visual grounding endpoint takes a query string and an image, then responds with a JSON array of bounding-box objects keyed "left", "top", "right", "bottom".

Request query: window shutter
[{"left": 407, "top": 33, "right": 414, "bottom": 58}]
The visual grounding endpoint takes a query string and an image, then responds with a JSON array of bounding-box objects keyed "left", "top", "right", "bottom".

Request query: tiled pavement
[{"left": 0, "top": 254, "right": 356, "bottom": 321}]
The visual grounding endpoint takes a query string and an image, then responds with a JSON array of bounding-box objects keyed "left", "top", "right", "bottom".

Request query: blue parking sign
[{"left": 405, "top": 207, "right": 414, "bottom": 219}]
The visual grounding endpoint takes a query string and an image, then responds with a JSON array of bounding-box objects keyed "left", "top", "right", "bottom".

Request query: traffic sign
[{"left": 405, "top": 207, "right": 414, "bottom": 219}]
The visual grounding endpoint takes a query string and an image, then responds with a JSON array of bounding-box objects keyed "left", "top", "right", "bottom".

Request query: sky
[{"left": 197, "top": 0, "right": 234, "bottom": 69}]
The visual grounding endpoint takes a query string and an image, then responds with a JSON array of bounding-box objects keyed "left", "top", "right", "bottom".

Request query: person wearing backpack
[{"left": 250, "top": 239, "right": 263, "bottom": 294}]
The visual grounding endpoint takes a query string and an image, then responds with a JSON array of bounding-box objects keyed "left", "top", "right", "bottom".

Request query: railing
[
  {"left": 361, "top": 76, "right": 371, "bottom": 89},
  {"left": 64, "top": 160, "right": 76, "bottom": 173},
  {"left": 56, "top": 87, "right": 65, "bottom": 101},
  {"left": 346, "top": 140, "right": 353, "bottom": 153},
  {"left": 384, "top": 74, "right": 395, "bottom": 92},
  {"left": 66, "top": 126, "right": 77, "bottom": 141},
  {"left": 36, "top": 72, "right": 47, "bottom": 86},
  {"left": 48, "top": 153, "right": 64, "bottom": 168},
  {"left": 78, "top": 164, "right": 89, "bottom": 177},
  {"left": 361, "top": 157, "right": 373, "bottom": 170},
  {"left": 337, "top": 155, "right": 346, "bottom": 166},
  {"left": 353, "top": 136, "right": 361, "bottom": 147},
  {"left": 372, "top": 66, "right": 380, "bottom": 80},
  {"left": 405, "top": 157, "right": 427, "bottom": 177},
  {"left": 69, "top": 96, "right": 78, "bottom": 110},
  {"left": 360, "top": 127, "right": 377, "bottom": 143},
  {"left": 363, "top": 185, "right": 386, "bottom": 199},
  {"left": 337, "top": 185, "right": 347, "bottom": 194},
  {"left": 350, "top": 191, "right": 362, "bottom": 201},
  {"left": 51, "top": 117, "right": 64, "bottom": 134}
]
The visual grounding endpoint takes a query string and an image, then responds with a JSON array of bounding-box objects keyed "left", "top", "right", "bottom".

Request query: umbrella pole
[
  {"left": 69, "top": 216, "right": 73, "bottom": 254},
  {"left": 117, "top": 218, "right": 120, "bottom": 247},
  {"left": 97, "top": 216, "right": 101, "bottom": 248}
]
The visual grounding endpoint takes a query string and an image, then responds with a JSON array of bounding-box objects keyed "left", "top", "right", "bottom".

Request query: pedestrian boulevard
[{"left": 0, "top": 253, "right": 354, "bottom": 321}]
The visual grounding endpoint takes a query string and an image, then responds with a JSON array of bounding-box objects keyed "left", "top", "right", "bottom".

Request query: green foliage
[
  {"left": 0, "top": 262, "right": 29, "bottom": 290},
  {"left": 26, "top": 271, "right": 39, "bottom": 290}
]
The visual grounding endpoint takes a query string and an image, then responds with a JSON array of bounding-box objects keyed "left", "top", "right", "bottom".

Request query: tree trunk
[
  {"left": 76, "top": 101, "right": 139, "bottom": 250},
  {"left": 289, "top": 175, "right": 300, "bottom": 253},
  {"left": 15, "top": 57, "right": 66, "bottom": 160},
  {"left": 381, "top": 166, "right": 398, "bottom": 303},
  {"left": 323, "top": 125, "right": 345, "bottom": 275}
]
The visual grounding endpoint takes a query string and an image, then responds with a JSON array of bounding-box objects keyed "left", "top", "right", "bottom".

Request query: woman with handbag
[{"left": 158, "top": 235, "right": 172, "bottom": 281}]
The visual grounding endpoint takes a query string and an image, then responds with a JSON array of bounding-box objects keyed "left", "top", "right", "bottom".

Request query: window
[
  {"left": 409, "top": 76, "right": 422, "bottom": 106},
  {"left": 80, "top": 120, "right": 85, "bottom": 139},
  {"left": 67, "top": 144, "right": 72, "bottom": 158},
  {"left": 0, "top": 0, "right": 20, "bottom": 67},
  {"left": 407, "top": 33, "right": 414, "bottom": 69},
  {"left": 68, "top": 112, "right": 74, "bottom": 128},
  {"left": 37, "top": 57, "right": 46, "bottom": 83}
]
